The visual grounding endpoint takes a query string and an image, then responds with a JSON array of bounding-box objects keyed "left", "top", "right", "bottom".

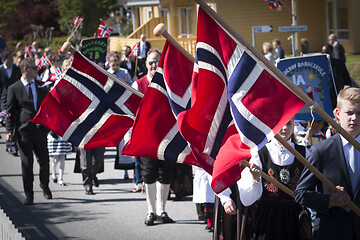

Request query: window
[
  {"left": 179, "top": 7, "right": 195, "bottom": 37},
  {"left": 159, "top": 8, "right": 170, "bottom": 34},
  {"left": 144, "top": 7, "right": 153, "bottom": 21},
  {"left": 326, "top": 0, "right": 349, "bottom": 41}
]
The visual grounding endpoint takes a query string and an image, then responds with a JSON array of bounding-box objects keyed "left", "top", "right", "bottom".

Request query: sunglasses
[{"left": 148, "top": 61, "right": 158, "bottom": 66}]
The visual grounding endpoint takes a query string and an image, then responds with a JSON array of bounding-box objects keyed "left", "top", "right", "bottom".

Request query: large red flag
[
  {"left": 32, "top": 51, "right": 142, "bottom": 149},
  {"left": 177, "top": 7, "right": 305, "bottom": 193},
  {"left": 122, "top": 40, "right": 214, "bottom": 173}
]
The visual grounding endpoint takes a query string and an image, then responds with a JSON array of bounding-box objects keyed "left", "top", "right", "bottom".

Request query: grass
[{"left": 345, "top": 54, "right": 360, "bottom": 86}]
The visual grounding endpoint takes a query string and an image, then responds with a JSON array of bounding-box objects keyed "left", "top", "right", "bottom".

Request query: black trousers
[
  {"left": 140, "top": 158, "right": 175, "bottom": 184},
  {"left": 79, "top": 148, "right": 105, "bottom": 187},
  {"left": 17, "top": 130, "right": 50, "bottom": 198}
]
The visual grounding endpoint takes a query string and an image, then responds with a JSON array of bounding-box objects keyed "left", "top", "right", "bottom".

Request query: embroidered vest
[{"left": 259, "top": 144, "right": 305, "bottom": 200}]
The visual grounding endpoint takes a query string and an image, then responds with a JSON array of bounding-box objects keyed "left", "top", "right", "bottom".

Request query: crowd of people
[{"left": 0, "top": 31, "right": 359, "bottom": 240}]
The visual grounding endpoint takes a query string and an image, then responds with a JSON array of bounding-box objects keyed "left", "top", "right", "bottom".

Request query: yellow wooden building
[{"left": 110, "top": 0, "right": 360, "bottom": 55}]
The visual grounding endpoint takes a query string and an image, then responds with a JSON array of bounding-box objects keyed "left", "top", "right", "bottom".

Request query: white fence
[{"left": 0, "top": 208, "right": 24, "bottom": 240}]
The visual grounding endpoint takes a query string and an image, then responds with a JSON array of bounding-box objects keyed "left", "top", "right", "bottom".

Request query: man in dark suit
[
  {"left": 329, "top": 33, "right": 346, "bottom": 63},
  {"left": 322, "top": 44, "right": 352, "bottom": 109},
  {"left": 6, "top": 58, "right": 52, "bottom": 206},
  {"left": 0, "top": 50, "right": 21, "bottom": 155},
  {"left": 295, "top": 86, "right": 360, "bottom": 240},
  {"left": 136, "top": 34, "right": 151, "bottom": 79},
  {"left": 0, "top": 50, "right": 21, "bottom": 111},
  {"left": 272, "top": 38, "right": 285, "bottom": 60}
]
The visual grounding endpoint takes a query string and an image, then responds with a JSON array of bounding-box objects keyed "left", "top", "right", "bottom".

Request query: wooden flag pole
[
  {"left": 194, "top": 0, "right": 360, "bottom": 153},
  {"left": 241, "top": 160, "right": 294, "bottom": 198},
  {"left": 153, "top": 23, "right": 194, "bottom": 63},
  {"left": 153, "top": 23, "right": 295, "bottom": 199},
  {"left": 67, "top": 21, "right": 82, "bottom": 42},
  {"left": 60, "top": 41, "right": 143, "bottom": 98},
  {"left": 194, "top": 0, "right": 360, "bottom": 216}
]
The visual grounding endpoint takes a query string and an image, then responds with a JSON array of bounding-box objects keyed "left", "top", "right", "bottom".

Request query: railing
[
  {"left": 0, "top": 208, "right": 24, "bottom": 240},
  {"left": 110, "top": 36, "right": 196, "bottom": 57},
  {"left": 128, "top": 17, "right": 167, "bottom": 39}
]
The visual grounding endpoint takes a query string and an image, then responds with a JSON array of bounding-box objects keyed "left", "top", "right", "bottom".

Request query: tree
[
  {"left": 0, "top": 0, "right": 60, "bottom": 41},
  {"left": 57, "top": 0, "right": 117, "bottom": 37}
]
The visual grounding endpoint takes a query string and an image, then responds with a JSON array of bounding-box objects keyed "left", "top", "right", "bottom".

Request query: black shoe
[
  {"left": 92, "top": 177, "right": 99, "bottom": 187},
  {"left": 85, "top": 186, "right": 95, "bottom": 195},
  {"left": 40, "top": 184, "right": 53, "bottom": 199},
  {"left": 144, "top": 213, "right": 156, "bottom": 226},
  {"left": 158, "top": 212, "right": 174, "bottom": 223},
  {"left": 52, "top": 178, "right": 57, "bottom": 183},
  {"left": 24, "top": 196, "right": 34, "bottom": 206}
]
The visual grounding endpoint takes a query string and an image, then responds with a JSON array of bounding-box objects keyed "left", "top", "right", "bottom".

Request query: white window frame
[
  {"left": 179, "top": 7, "right": 193, "bottom": 38},
  {"left": 326, "top": 0, "right": 349, "bottom": 41}
]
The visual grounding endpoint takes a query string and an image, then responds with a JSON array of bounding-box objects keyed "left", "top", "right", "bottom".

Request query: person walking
[
  {"left": 6, "top": 58, "right": 52, "bottom": 205},
  {"left": 131, "top": 48, "right": 175, "bottom": 226},
  {"left": 328, "top": 33, "right": 346, "bottom": 63}
]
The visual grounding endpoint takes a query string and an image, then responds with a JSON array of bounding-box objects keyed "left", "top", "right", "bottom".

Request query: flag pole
[
  {"left": 194, "top": 0, "right": 360, "bottom": 216},
  {"left": 153, "top": 23, "right": 295, "bottom": 199},
  {"left": 67, "top": 21, "right": 82, "bottom": 42},
  {"left": 60, "top": 41, "right": 143, "bottom": 98},
  {"left": 241, "top": 160, "right": 294, "bottom": 198},
  {"left": 194, "top": 0, "right": 360, "bottom": 153},
  {"left": 153, "top": 23, "right": 194, "bottom": 63}
]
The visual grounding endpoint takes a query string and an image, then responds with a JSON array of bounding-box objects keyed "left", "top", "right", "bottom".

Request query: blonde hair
[
  {"left": 263, "top": 42, "right": 273, "bottom": 52},
  {"left": 337, "top": 86, "right": 360, "bottom": 109}
]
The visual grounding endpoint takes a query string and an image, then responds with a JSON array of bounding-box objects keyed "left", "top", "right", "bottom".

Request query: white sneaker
[{"left": 58, "top": 180, "right": 66, "bottom": 186}]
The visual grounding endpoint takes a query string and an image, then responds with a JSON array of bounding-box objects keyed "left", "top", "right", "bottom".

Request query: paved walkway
[{"left": 0, "top": 127, "right": 213, "bottom": 240}]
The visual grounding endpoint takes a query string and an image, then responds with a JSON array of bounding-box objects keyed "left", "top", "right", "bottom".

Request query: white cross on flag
[{"left": 97, "top": 21, "right": 114, "bottom": 37}]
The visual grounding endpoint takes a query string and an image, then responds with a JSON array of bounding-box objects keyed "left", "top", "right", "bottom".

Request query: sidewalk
[{"left": 0, "top": 127, "right": 213, "bottom": 240}]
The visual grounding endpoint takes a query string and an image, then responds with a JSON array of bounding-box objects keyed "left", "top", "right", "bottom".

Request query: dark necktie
[{"left": 27, "top": 82, "right": 33, "bottom": 101}]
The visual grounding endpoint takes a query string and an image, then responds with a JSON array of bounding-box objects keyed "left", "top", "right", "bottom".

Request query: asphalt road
[{"left": 0, "top": 127, "right": 213, "bottom": 240}]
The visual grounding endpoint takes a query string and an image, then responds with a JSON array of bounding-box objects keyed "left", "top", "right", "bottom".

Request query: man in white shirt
[{"left": 136, "top": 34, "right": 151, "bottom": 78}]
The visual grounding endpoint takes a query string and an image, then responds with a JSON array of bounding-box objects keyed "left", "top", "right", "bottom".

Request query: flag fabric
[
  {"left": 73, "top": 16, "right": 83, "bottom": 26},
  {"left": 37, "top": 54, "right": 51, "bottom": 69},
  {"left": 49, "top": 68, "right": 62, "bottom": 82},
  {"left": 0, "top": 110, "right": 10, "bottom": 125},
  {"left": 31, "top": 51, "right": 142, "bottom": 149},
  {"left": 122, "top": 40, "right": 214, "bottom": 173},
  {"left": 129, "top": 43, "right": 139, "bottom": 57},
  {"left": 97, "top": 21, "right": 114, "bottom": 37},
  {"left": 177, "top": 7, "right": 305, "bottom": 193},
  {"left": 263, "top": 0, "right": 282, "bottom": 9},
  {"left": 24, "top": 43, "right": 31, "bottom": 58}
]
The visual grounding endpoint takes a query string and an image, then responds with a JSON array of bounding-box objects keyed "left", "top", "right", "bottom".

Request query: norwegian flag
[
  {"left": 73, "top": 16, "right": 83, "bottom": 26},
  {"left": 122, "top": 40, "right": 214, "bottom": 173},
  {"left": 24, "top": 43, "right": 31, "bottom": 58},
  {"left": 49, "top": 68, "right": 62, "bottom": 82},
  {"left": 177, "top": 7, "right": 304, "bottom": 193},
  {"left": 37, "top": 54, "right": 51, "bottom": 69},
  {"left": 97, "top": 21, "right": 114, "bottom": 37},
  {"left": 129, "top": 43, "right": 139, "bottom": 57},
  {"left": 263, "top": 0, "right": 282, "bottom": 9},
  {"left": 31, "top": 51, "right": 142, "bottom": 149},
  {"left": 0, "top": 110, "right": 10, "bottom": 125}
]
